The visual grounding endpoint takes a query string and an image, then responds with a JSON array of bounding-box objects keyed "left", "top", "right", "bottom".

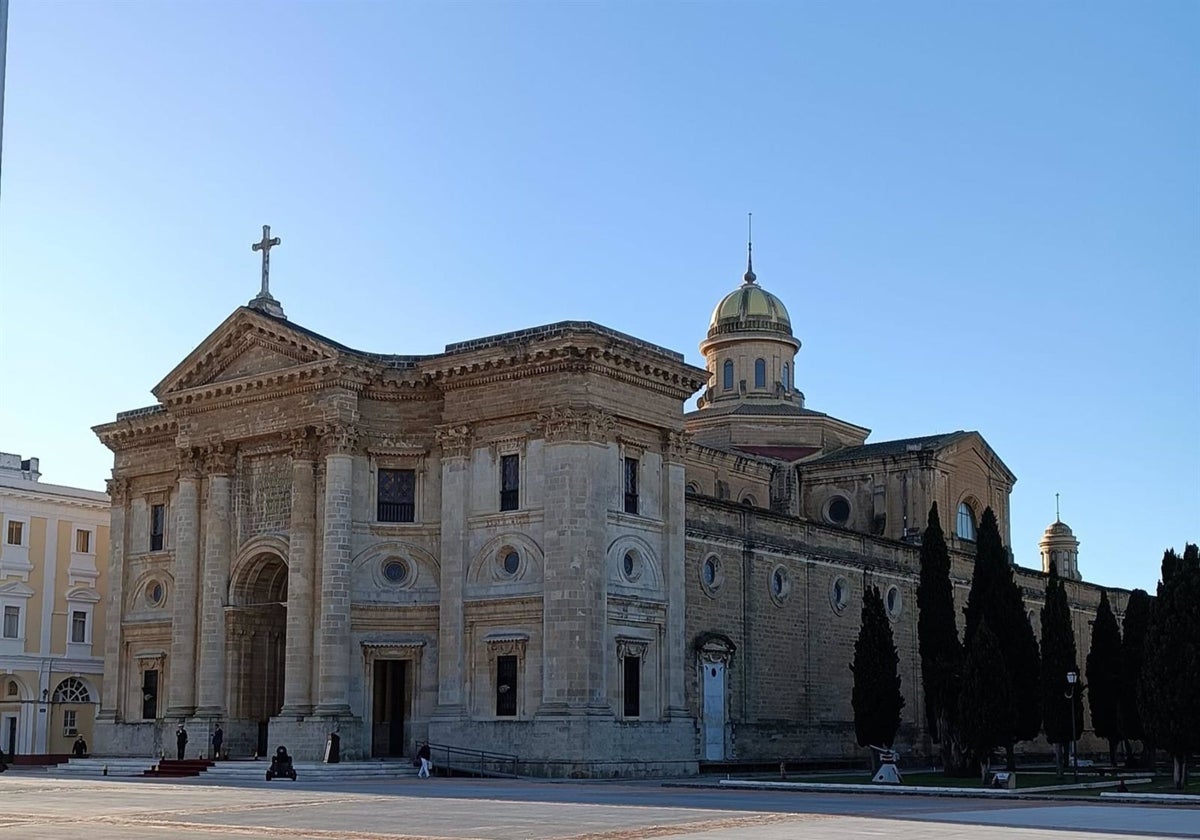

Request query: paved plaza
[{"left": 1, "top": 774, "right": 1198, "bottom": 839}]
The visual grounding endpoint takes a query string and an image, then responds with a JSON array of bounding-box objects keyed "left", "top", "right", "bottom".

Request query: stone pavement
[{"left": 0, "top": 775, "right": 1197, "bottom": 839}]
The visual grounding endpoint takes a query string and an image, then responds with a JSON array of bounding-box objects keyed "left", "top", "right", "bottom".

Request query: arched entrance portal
[{"left": 228, "top": 552, "right": 287, "bottom": 757}]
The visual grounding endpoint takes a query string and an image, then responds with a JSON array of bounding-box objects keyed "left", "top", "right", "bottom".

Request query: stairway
[{"left": 145, "top": 758, "right": 216, "bottom": 777}]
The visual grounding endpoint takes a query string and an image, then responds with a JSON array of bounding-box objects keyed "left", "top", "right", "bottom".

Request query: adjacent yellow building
[{"left": 0, "top": 452, "right": 108, "bottom": 760}]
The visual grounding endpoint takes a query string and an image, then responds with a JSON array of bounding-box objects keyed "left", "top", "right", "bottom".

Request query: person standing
[
  {"left": 175, "top": 724, "right": 188, "bottom": 761},
  {"left": 72, "top": 734, "right": 88, "bottom": 757},
  {"left": 416, "top": 741, "right": 431, "bottom": 778},
  {"left": 211, "top": 724, "right": 224, "bottom": 760}
]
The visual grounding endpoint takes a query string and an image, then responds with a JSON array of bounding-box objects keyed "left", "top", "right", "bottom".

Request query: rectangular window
[
  {"left": 71, "top": 611, "right": 87, "bottom": 644},
  {"left": 75, "top": 530, "right": 91, "bottom": 554},
  {"left": 623, "top": 655, "right": 641, "bottom": 718},
  {"left": 623, "top": 457, "right": 639, "bottom": 515},
  {"left": 6, "top": 520, "right": 23, "bottom": 546},
  {"left": 141, "top": 669, "right": 158, "bottom": 720},
  {"left": 499, "top": 454, "right": 520, "bottom": 512},
  {"left": 150, "top": 504, "right": 165, "bottom": 551},
  {"left": 377, "top": 469, "right": 416, "bottom": 522},
  {"left": 495, "top": 655, "right": 518, "bottom": 717},
  {"left": 2, "top": 606, "right": 18, "bottom": 639},
  {"left": 63, "top": 709, "right": 77, "bottom": 737}
]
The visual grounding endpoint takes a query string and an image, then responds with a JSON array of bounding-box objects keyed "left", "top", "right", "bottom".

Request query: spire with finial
[
  {"left": 1055, "top": 492, "right": 1061, "bottom": 523},
  {"left": 743, "top": 212, "right": 757, "bottom": 285}
]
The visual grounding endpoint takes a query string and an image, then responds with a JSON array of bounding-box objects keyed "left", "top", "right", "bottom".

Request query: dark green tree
[
  {"left": 961, "top": 506, "right": 1041, "bottom": 767},
  {"left": 916, "top": 502, "right": 964, "bottom": 773},
  {"left": 1086, "top": 590, "right": 1123, "bottom": 767},
  {"left": 957, "top": 620, "right": 1012, "bottom": 783},
  {"left": 1040, "top": 562, "right": 1083, "bottom": 777},
  {"left": 1138, "top": 544, "right": 1200, "bottom": 789},
  {"left": 850, "top": 585, "right": 906, "bottom": 753},
  {"left": 1120, "top": 588, "right": 1152, "bottom": 760}
]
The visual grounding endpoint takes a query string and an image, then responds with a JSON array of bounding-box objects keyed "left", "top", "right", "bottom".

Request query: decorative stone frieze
[
  {"left": 616, "top": 637, "right": 649, "bottom": 660},
  {"left": 537, "top": 406, "right": 615, "bottom": 443},
  {"left": 484, "top": 633, "right": 528, "bottom": 660}
]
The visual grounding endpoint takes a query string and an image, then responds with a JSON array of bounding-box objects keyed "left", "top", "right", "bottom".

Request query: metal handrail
[{"left": 425, "top": 742, "right": 518, "bottom": 778}]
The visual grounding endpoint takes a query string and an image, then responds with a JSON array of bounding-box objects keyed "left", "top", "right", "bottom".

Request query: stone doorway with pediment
[
  {"left": 363, "top": 643, "right": 423, "bottom": 758},
  {"left": 228, "top": 550, "right": 287, "bottom": 757}
]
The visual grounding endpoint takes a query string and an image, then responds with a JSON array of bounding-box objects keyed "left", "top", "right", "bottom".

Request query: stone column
[
  {"left": 196, "top": 444, "right": 235, "bottom": 717},
  {"left": 662, "top": 430, "right": 689, "bottom": 716},
  {"left": 167, "top": 448, "right": 201, "bottom": 717},
  {"left": 537, "top": 408, "right": 613, "bottom": 715},
  {"left": 281, "top": 429, "right": 316, "bottom": 716},
  {"left": 98, "top": 477, "right": 128, "bottom": 720},
  {"left": 316, "top": 425, "right": 356, "bottom": 715},
  {"left": 434, "top": 424, "right": 471, "bottom": 715}
]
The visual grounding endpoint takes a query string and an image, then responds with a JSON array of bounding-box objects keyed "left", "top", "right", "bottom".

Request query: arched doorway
[{"left": 228, "top": 552, "right": 287, "bottom": 757}]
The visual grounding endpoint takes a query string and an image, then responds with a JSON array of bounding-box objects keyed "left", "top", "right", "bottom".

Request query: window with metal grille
[
  {"left": 623, "top": 655, "right": 641, "bottom": 718},
  {"left": 377, "top": 469, "right": 416, "bottom": 523},
  {"left": 150, "top": 504, "right": 165, "bottom": 551},
  {"left": 500, "top": 454, "right": 519, "bottom": 512},
  {"left": 623, "top": 457, "right": 639, "bottom": 515},
  {"left": 495, "top": 655, "right": 517, "bottom": 717},
  {"left": 141, "top": 670, "right": 158, "bottom": 720},
  {"left": 71, "top": 611, "right": 87, "bottom": 643}
]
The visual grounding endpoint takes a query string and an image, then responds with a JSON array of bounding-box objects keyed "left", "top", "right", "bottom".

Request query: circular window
[
  {"left": 826, "top": 496, "right": 851, "bottom": 526},
  {"left": 622, "top": 550, "right": 642, "bottom": 581},
  {"left": 769, "top": 565, "right": 791, "bottom": 605},
  {"left": 502, "top": 550, "right": 520, "bottom": 576},
  {"left": 382, "top": 559, "right": 408, "bottom": 584},
  {"left": 885, "top": 585, "right": 902, "bottom": 620},
  {"left": 699, "top": 555, "right": 724, "bottom": 595},
  {"left": 146, "top": 581, "right": 165, "bottom": 607},
  {"left": 830, "top": 576, "right": 850, "bottom": 615}
]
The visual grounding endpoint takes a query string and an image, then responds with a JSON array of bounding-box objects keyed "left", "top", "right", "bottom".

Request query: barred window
[
  {"left": 495, "top": 655, "right": 518, "bottom": 717},
  {"left": 150, "top": 504, "right": 165, "bottom": 551},
  {"left": 500, "top": 454, "right": 520, "bottom": 512},
  {"left": 378, "top": 469, "right": 416, "bottom": 523},
  {"left": 623, "top": 458, "right": 639, "bottom": 515}
]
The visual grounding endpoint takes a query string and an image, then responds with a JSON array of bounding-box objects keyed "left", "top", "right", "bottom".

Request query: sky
[{"left": 1, "top": 0, "right": 1196, "bottom": 594}]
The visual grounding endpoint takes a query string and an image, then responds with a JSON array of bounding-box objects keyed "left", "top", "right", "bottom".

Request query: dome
[
  {"left": 1043, "top": 520, "right": 1075, "bottom": 538},
  {"left": 707, "top": 280, "right": 793, "bottom": 339}
]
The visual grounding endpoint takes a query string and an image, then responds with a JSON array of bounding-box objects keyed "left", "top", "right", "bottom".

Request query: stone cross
[{"left": 251, "top": 225, "right": 281, "bottom": 298}]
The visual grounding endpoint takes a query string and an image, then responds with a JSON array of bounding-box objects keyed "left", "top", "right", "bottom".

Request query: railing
[{"left": 426, "top": 742, "right": 518, "bottom": 778}]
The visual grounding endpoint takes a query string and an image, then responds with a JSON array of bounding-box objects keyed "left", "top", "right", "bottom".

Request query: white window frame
[
  {"left": 2, "top": 604, "right": 20, "bottom": 640},
  {"left": 1, "top": 515, "right": 33, "bottom": 580},
  {"left": 62, "top": 708, "right": 78, "bottom": 737},
  {"left": 73, "top": 528, "right": 94, "bottom": 555},
  {"left": 64, "top": 588, "right": 99, "bottom": 657}
]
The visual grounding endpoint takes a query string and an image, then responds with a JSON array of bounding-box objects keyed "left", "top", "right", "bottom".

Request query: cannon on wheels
[{"left": 265, "top": 745, "right": 297, "bottom": 781}]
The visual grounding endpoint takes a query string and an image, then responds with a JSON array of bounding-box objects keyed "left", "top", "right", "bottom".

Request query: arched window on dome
[
  {"left": 957, "top": 502, "right": 977, "bottom": 542},
  {"left": 723, "top": 359, "right": 734, "bottom": 391},
  {"left": 782, "top": 363, "right": 789, "bottom": 392},
  {"left": 754, "top": 358, "right": 766, "bottom": 389}
]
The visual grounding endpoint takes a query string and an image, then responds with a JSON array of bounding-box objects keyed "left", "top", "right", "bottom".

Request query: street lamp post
[{"left": 1066, "top": 671, "right": 1078, "bottom": 783}]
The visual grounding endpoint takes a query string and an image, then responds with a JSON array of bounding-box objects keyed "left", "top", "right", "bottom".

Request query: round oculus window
[
  {"left": 769, "top": 565, "right": 791, "bottom": 604},
  {"left": 885, "top": 585, "right": 902, "bottom": 619},
  {"left": 827, "top": 496, "right": 851, "bottom": 526},
  {"left": 383, "top": 560, "right": 408, "bottom": 584},
  {"left": 830, "top": 576, "right": 850, "bottom": 614},
  {"left": 703, "top": 558, "right": 718, "bottom": 586},
  {"left": 502, "top": 550, "right": 520, "bottom": 576},
  {"left": 147, "top": 581, "right": 165, "bottom": 607},
  {"left": 623, "top": 550, "right": 637, "bottom": 579}
]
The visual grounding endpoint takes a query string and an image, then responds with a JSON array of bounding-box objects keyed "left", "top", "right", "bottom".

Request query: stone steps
[
  {"left": 50, "top": 758, "right": 159, "bottom": 777},
  {"left": 45, "top": 757, "right": 419, "bottom": 781}
]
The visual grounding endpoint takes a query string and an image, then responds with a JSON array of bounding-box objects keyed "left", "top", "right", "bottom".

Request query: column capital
[
  {"left": 435, "top": 423, "right": 473, "bottom": 459},
  {"left": 537, "top": 406, "right": 614, "bottom": 444},
  {"left": 202, "top": 443, "right": 237, "bottom": 475},
  {"left": 287, "top": 426, "right": 319, "bottom": 461},
  {"left": 105, "top": 476, "right": 131, "bottom": 504},
  {"left": 176, "top": 446, "right": 204, "bottom": 480},
  {"left": 319, "top": 422, "right": 360, "bottom": 458},
  {"left": 662, "top": 429, "right": 691, "bottom": 462}
]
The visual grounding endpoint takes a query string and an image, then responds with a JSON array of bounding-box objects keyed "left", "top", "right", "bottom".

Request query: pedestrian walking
[
  {"left": 211, "top": 724, "right": 224, "bottom": 760},
  {"left": 416, "top": 741, "right": 432, "bottom": 778}
]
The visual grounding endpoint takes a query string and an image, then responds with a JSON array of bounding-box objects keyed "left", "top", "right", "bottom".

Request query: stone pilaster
[
  {"left": 662, "top": 430, "right": 689, "bottom": 716},
  {"left": 196, "top": 445, "right": 234, "bottom": 717},
  {"left": 281, "top": 429, "right": 316, "bottom": 716},
  {"left": 434, "top": 424, "right": 472, "bottom": 715},
  {"left": 98, "top": 477, "right": 128, "bottom": 720},
  {"left": 167, "top": 449, "right": 201, "bottom": 717},
  {"left": 316, "top": 425, "right": 356, "bottom": 715},
  {"left": 537, "top": 408, "right": 613, "bottom": 715}
]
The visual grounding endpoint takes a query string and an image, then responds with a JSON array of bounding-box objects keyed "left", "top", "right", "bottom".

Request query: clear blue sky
[{"left": 1, "top": 1, "right": 1196, "bottom": 594}]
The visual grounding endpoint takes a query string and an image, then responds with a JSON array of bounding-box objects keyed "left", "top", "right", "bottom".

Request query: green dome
[{"left": 708, "top": 281, "right": 793, "bottom": 339}]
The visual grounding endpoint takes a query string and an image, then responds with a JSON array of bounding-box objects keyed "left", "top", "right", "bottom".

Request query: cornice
[{"left": 94, "top": 413, "right": 179, "bottom": 451}]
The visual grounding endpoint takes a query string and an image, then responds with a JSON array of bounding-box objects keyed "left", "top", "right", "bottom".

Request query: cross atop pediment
[{"left": 248, "top": 224, "right": 287, "bottom": 320}]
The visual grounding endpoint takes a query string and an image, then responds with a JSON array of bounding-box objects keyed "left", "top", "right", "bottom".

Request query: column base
[
  {"left": 193, "top": 706, "right": 226, "bottom": 719},
  {"left": 313, "top": 704, "right": 351, "bottom": 717},
  {"left": 165, "top": 706, "right": 197, "bottom": 720},
  {"left": 278, "top": 704, "right": 314, "bottom": 719}
]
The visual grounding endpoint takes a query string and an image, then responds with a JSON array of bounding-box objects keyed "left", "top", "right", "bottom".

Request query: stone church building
[{"left": 93, "top": 244, "right": 1119, "bottom": 775}]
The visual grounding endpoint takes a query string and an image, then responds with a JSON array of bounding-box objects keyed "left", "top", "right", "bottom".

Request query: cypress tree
[
  {"left": 1138, "top": 544, "right": 1200, "bottom": 789},
  {"left": 1120, "top": 588, "right": 1152, "bottom": 759},
  {"left": 1040, "top": 562, "right": 1082, "bottom": 777},
  {"left": 850, "top": 585, "right": 906, "bottom": 752},
  {"left": 961, "top": 507, "right": 1042, "bottom": 766},
  {"left": 916, "top": 502, "right": 963, "bottom": 772},
  {"left": 957, "top": 620, "right": 1012, "bottom": 783},
  {"left": 1086, "top": 590, "right": 1123, "bottom": 767}
]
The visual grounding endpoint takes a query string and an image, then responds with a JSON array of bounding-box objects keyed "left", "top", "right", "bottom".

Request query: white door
[{"left": 701, "top": 662, "right": 725, "bottom": 760}]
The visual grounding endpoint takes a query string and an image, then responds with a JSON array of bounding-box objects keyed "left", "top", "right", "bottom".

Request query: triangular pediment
[
  {"left": 153, "top": 307, "right": 345, "bottom": 398},
  {"left": 0, "top": 580, "right": 35, "bottom": 598}
]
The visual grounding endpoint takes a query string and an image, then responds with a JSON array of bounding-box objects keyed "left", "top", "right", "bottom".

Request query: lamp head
[{"left": 1066, "top": 671, "right": 1078, "bottom": 685}]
